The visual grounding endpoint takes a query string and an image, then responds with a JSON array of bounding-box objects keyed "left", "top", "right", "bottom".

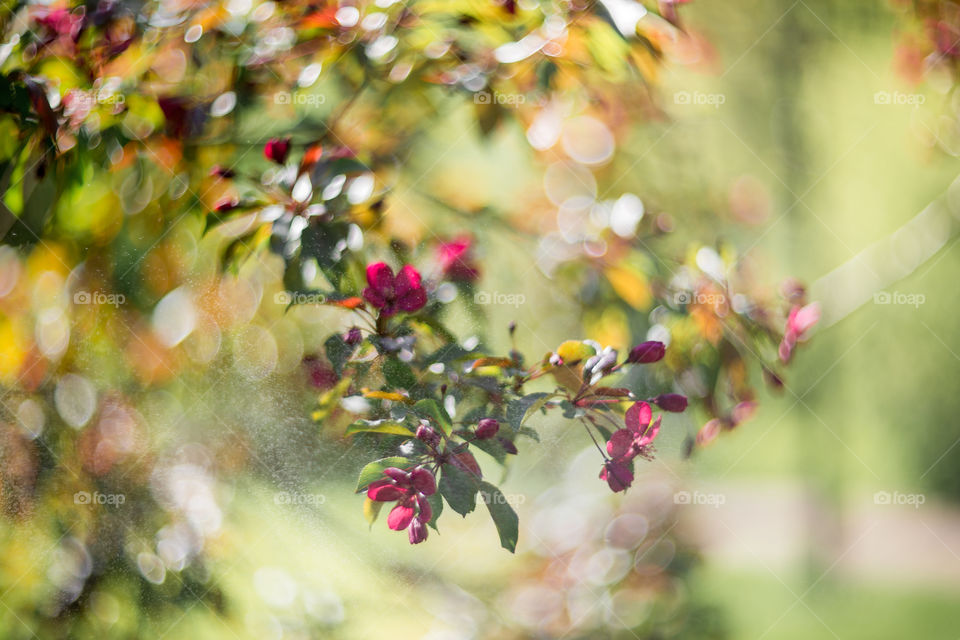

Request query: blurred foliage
[{"left": 1, "top": 0, "right": 956, "bottom": 637}]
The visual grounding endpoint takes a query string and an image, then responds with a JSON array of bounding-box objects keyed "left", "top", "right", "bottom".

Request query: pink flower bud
[
  {"left": 344, "top": 327, "right": 363, "bottom": 345},
  {"left": 383, "top": 467, "right": 410, "bottom": 483},
  {"left": 416, "top": 424, "right": 441, "bottom": 447},
  {"left": 410, "top": 467, "right": 436, "bottom": 496},
  {"left": 209, "top": 165, "right": 235, "bottom": 179},
  {"left": 264, "top": 137, "right": 291, "bottom": 164},
  {"left": 653, "top": 393, "right": 687, "bottom": 412},
  {"left": 408, "top": 517, "right": 428, "bottom": 544},
  {"left": 627, "top": 341, "right": 665, "bottom": 364},
  {"left": 475, "top": 418, "right": 500, "bottom": 440},
  {"left": 416, "top": 494, "right": 433, "bottom": 523}
]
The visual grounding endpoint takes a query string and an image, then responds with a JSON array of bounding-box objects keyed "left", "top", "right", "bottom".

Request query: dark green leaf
[
  {"left": 325, "top": 334, "right": 352, "bottom": 376},
  {"left": 383, "top": 356, "right": 417, "bottom": 389},
  {"left": 506, "top": 392, "right": 552, "bottom": 429},
  {"left": 424, "top": 491, "right": 443, "bottom": 531},
  {"left": 439, "top": 463, "right": 478, "bottom": 516},
  {"left": 413, "top": 398, "right": 453, "bottom": 434},
  {"left": 479, "top": 481, "right": 519, "bottom": 553}
]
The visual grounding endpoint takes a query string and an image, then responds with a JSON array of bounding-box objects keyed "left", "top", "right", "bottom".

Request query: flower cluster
[{"left": 367, "top": 467, "right": 436, "bottom": 544}]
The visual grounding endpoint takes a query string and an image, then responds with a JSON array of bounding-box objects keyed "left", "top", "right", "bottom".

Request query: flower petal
[
  {"left": 396, "top": 287, "right": 427, "bottom": 313},
  {"left": 600, "top": 460, "right": 634, "bottom": 492},
  {"left": 410, "top": 467, "right": 436, "bottom": 496},
  {"left": 387, "top": 500, "right": 416, "bottom": 530},
  {"left": 624, "top": 401, "right": 652, "bottom": 433},
  {"left": 366, "top": 262, "right": 395, "bottom": 294},
  {"left": 367, "top": 480, "right": 405, "bottom": 502},
  {"left": 606, "top": 429, "right": 634, "bottom": 459},
  {"left": 362, "top": 286, "right": 387, "bottom": 309},
  {"left": 416, "top": 494, "right": 433, "bottom": 523},
  {"left": 636, "top": 415, "right": 661, "bottom": 447},
  {"left": 394, "top": 265, "right": 422, "bottom": 297}
]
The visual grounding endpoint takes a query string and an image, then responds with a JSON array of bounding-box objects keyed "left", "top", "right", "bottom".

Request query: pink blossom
[
  {"left": 264, "top": 138, "right": 291, "bottom": 164},
  {"left": 600, "top": 401, "right": 663, "bottom": 492},
  {"left": 437, "top": 236, "right": 479, "bottom": 282},
  {"left": 779, "top": 302, "right": 820, "bottom": 363},
  {"left": 366, "top": 467, "right": 435, "bottom": 544},
  {"left": 362, "top": 262, "right": 427, "bottom": 317}
]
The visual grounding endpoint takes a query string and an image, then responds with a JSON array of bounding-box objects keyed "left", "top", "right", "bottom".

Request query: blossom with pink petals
[
  {"left": 362, "top": 262, "right": 427, "bottom": 317},
  {"left": 600, "top": 401, "right": 662, "bottom": 492},
  {"left": 264, "top": 138, "right": 291, "bottom": 164},
  {"left": 437, "top": 236, "right": 479, "bottom": 282},
  {"left": 779, "top": 302, "right": 820, "bottom": 363},
  {"left": 366, "top": 466, "right": 436, "bottom": 544}
]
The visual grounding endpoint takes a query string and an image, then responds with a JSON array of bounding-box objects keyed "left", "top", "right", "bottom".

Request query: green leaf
[
  {"left": 345, "top": 420, "right": 414, "bottom": 437},
  {"left": 506, "top": 393, "right": 553, "bottom": 430},
  {"left": 325, "top": 334, "right": 352, "bottom": 376},
  {"left": 470, "top": 436, "right": 507, "bottom": 464},
  {"left": 413, "top": 398, "right": 453, "bottom": 434},
  {"left": 517, "top": 426, "right": 540, "bottom": 442},
  {"left": 355, "top": 456, "right": 411, "bottom": 492},
  {"left": 439, "top": 463, "right": 478, "bottom": 517},
  {"left": 424, "top": 491, "right": 443, "bottom": 531},
  {"left": 479, "top": 482, "right": 519, "bottom": 552},
  {"left": 383, "top": 356, "right": 417, "bottom": 389}
]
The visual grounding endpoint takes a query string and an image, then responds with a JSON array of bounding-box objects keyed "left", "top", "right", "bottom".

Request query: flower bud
[
  {"left": 344, "top": 327, "right": 363, "bottom": 345},
  {"left": 416, "top": 494, "right": 433, "bottom": 522},
  {"left": 653, "top": 393, "right": 688, "bottom": 412},
  {"left": 475, "top": 418, "right": 500, "bottom": 440},
  {"left": 214, "top": 197, "right": 239, "bottom": 212},
  {"left": 264, "top": 137, "right": 291, "bottom": 164},
  {"left": 410, "top": 467, "right": 436, "bottom": 496},
  {"left": 408, "top": 517, "right": 428, "bottom": 544},
  {"left": 210, "top": 165, "right": 236, "bottom": 179},
  {"left": 627, "top": 341, "right": 665, "bottom": 364},
  {"left": 415, "top": 423, "right": 441, "bottom": 447},
  {"left": 383, "top": 467, "right": 410, "bottom": 483}
]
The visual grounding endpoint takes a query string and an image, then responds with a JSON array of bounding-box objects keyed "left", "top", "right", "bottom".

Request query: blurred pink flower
[
  {"left": 264, "top": 138, "right": 291, "bottom": 164},
  {"left": 779, "top": 302, "right": 820, "bottom": 363},
  {"left": 437, "top": 236, "right": 479, "bottom": 282}
]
